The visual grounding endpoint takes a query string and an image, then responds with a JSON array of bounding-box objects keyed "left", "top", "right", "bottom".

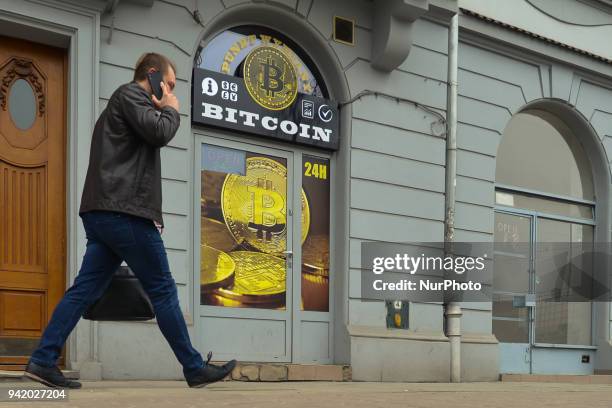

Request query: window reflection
[
  {"left": 496, "top": 110, "right": 594, "bottom": 200},
  {"left": 535, "top": 219, "right": 593, "bottom": 345},
  {"left": 495, "top": 190, "right": 593, "bottom": 220}
]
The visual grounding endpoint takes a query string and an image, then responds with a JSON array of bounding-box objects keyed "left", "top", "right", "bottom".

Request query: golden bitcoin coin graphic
[
  {"left": 302, "top": 262, "right": 328, "bottom": 277},
  {"left": 222, "top": 156, "right": 310, "bottom": 254},
  {"left": 301, "top": 271, "right": 329, "bottom": 311},
  {"left": 301, "top": 234, "right": 329, "bottom": 277},
  {"left": 243, "top": 46, "right": 298, "bottom": 111},
  {"left": 201, "top": 216, "right": 238, "bottom": 253},
  {"left": 200, "top": 245, "right": 235, "bottom": 293},
  {"left": 216, "top": 251, "right": 286, "bottom": 304}
]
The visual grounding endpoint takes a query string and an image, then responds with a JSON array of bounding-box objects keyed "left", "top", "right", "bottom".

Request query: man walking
[{"left": 25, "top": 53, "right": 236, "bottom": 389}]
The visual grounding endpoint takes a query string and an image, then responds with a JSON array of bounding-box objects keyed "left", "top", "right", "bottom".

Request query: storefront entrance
[
  {"left": 493, "top": 208, "right": 595, "bottom": 374},
  {"left": 195, "top": 135, "right": 332, "bottom": 363},
  {"left": 492, "top": 109, "right": 598, "bottom": 375},
  {"left": 0, "top": 36, "right": 67, "bottom": 370}
]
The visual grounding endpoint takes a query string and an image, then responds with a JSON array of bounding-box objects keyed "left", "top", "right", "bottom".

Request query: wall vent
[{"left": 333, "top": 16, "right": 355, "bottom": 46}]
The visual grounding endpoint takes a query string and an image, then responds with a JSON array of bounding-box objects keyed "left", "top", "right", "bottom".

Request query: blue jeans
[{"left": 29, "top": 210, "right": 204, "bottom": 378}]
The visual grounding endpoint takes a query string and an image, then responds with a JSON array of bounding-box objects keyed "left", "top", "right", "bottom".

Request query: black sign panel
[{"left": 192, "top": 68, "right": 339, "bottom": 150}]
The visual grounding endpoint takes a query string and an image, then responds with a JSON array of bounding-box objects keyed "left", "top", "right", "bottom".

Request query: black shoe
[
  {"left": 186, "top": 352, "right": 237, "bottom": 388},
  {"left": 24, "top": 361, "right": 82, "bottom": 389}
]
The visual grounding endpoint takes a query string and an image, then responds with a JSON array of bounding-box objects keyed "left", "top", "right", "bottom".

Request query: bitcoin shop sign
[{"left": 192, "top": 46, "right": 339, "bottom": 150}]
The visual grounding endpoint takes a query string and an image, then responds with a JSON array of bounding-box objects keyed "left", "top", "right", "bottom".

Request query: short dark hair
[{"left": 133, "top": 52, "right": 177, "bottom": 81}]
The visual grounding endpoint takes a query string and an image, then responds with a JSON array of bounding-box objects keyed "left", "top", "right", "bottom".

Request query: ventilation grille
[{"left": 333, "top": 16, "right": 354, "bottom": 46}]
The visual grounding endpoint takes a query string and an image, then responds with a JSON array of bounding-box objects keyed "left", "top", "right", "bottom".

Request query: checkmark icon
[{"left": 318, "top": 104, "right": 333, "bottom": 122}]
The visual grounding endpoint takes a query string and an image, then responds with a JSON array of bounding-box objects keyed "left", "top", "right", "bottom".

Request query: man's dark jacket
[{"left": 79, "top": 82, "right": 180, "bottom": 226}]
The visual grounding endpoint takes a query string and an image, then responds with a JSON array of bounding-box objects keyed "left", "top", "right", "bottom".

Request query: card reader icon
[{"left": 302, "top": 100, "right": 314, "bottom": 119}]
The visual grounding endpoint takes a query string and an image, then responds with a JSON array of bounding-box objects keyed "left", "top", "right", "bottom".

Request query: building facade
[{"left": 1, "top": 0, "right": 612, "bottom": 381}]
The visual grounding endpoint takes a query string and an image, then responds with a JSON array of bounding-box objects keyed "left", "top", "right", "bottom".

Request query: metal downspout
[
  {"left": 445, "top": 13, "right": 462, "bottom": 384},
  {"left": 104, "top": 0, "right": 120, "bottom": 44}
]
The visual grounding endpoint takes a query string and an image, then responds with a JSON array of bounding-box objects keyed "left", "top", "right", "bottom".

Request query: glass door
[
  {"left": 493, "top": 211, "right": 534, "bottom": 374},
  {"left": 494, "top": 209, "right": 596, "bottom": 374},
  {"left": 531, "top": 217, "right": 594, "bottom": 374},
  {"left": 196, "top": 138, "right": 294, "bottom": 362}
]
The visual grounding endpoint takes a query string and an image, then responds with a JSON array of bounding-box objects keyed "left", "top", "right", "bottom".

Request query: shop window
[
  {"left": 301, "top": 155, "right": 330, "bottom": 312},
  {"left": 496, "top": 110, "right": 594, "bottom": 200},
  {"left": 493, "top": 109, "right": 595, "bottom": 347},
  {"left": 199, "top": 145, "right": 331, "bottom": 312},
  {"left": 200, "top": 145, "right": 291, "bottom": 310}
]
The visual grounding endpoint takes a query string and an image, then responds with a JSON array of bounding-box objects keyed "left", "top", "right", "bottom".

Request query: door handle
[
  {"left": 283, "top": 250, "right": 293, "bottom": 268},
  {"left": 525, "top": 346, "right": 530, "bottom": 363}
]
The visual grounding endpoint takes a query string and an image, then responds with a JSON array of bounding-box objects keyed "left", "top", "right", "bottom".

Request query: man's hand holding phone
[{"left": 152, "top": 81, "right": 179, "bottom": 112}]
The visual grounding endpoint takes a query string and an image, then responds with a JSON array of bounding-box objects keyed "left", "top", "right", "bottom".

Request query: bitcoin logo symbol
[
  {"left": 260, "top": 57, "right": 284, "bottom": 96},
  {"left": 247, "top": 179, "right": 285, "bottom": 242},
  {"left": 244, "top": 46, "right": 297, "bottom": 111},
  {"left": 222, "top": 157, "right": 310, "bottom": 254}
]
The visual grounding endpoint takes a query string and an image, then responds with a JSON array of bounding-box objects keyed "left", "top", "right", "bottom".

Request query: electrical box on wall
[{"left": 386, "top": 300, "right": 409, "bottom": 329}]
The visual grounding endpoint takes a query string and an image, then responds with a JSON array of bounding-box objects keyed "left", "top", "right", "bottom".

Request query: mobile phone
[{"left": 147, "top": 70, "right": 164, "bottom": 100}]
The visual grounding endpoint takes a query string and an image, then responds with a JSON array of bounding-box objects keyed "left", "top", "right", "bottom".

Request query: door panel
[
  {"left": 493, "top": 211, "right": 533, "bottom": 374},
  {"left": 1, "top": 164, "right": 46, "bottom": 274},
  {"left": 498, "top": 343, "right": 530, "bottom": 374},
  {"left": 531, "top": 348, "right": 594, "bottom": 375},
  {"left": 198, "top": 140, "right": 293, "bottom": 362},
  {"left": 535, "top": 218, "right": 593, "bottom": 346},
  {"left": 0, "top": 36, "right": 66, "bottom": 369}
]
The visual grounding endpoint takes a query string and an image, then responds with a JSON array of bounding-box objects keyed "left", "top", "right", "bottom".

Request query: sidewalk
[{"left": 1, "top": 380, "right": 611, "bottom": 408}]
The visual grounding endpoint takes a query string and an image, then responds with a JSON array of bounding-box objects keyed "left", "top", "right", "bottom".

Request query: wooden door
[{"left": 0, "top": 36, "right": 67, "bottom": 370}]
